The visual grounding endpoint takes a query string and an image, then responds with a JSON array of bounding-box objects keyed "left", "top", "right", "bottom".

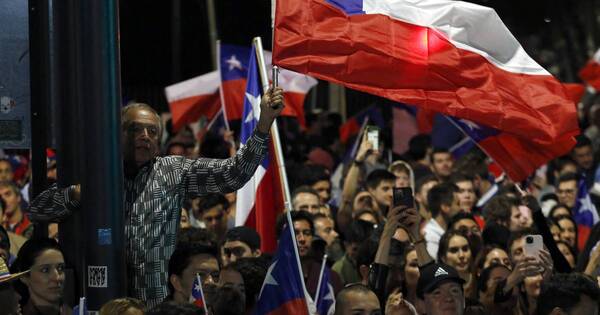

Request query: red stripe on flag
[
  {"left": 339, "top": 119, "right": 360, "bottom": 144},
  {"left": 579, "top": 61, "right": 600, "bottom": 90},
  {"left": 266, "top": 298, "right": 309, "bottom": 315},
  {"left": 168, "top": 93, "right": 221, "bottom": 131},
  {"left": 562, "top": 83, "right": 586, "bottom": 104},
  {"left": 273, "top": 0, "right": 578, "bottom": 144},
  {"left": 577, "top": 225, "right": 591, "bottom": 252},
  {"left": 283, "top": 92, "right": 307, "bottom": 128},
  {"left": 222, "top": 79, "right": 247, "bottom": 121}
]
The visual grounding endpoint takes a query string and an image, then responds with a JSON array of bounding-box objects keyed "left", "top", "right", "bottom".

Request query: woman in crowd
[
  {"left": 556, "top": 240, "right": 577, "bottom": 268},
  {"left": 474, "top": 245, "right": 511, "bottom": 277},
  {"left": 388, "top": 160, "right": 415, "bottom": 190},
  {"left": 555, "top": 215, "right": 578, "bottom": 250},
  {"left": 10, "top": 238, "right": 70, "bottom": 315},
  {"left": 519, "top": 272, "right": 543, "bottom": 315},
  {"left": 548, "top": 204, "right": 571, "bottom": 220},
  {"left": 437, "top": 230, "right": 475, "bottom": 298}
]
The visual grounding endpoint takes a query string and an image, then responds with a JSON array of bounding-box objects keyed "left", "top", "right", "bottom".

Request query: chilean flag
[
  {"left": 447, "top": 117, "right": 574, "bottom": 181},
  {"left": 164, "top": 71, "right": 221, "bottom": 131},
  {"left": 219, "top": 43, "right": 318, "bottom": 127},
  {"left": 315, "top": 267, "right": 336, "bottom": 315},
  {"left": 273, "top": 0, "right": 579, "bottom": 147},
  {"left": 190, "top": 274, "right": 208, "bottom": 313},
  {"left": 573, "top": 178, "right": 600, "bottom": 251},
  {"left": 254, "top": 221, "right": 309, "bottom": 315},
  {"left": 235, "top": 45, "right": 284, "bottom": 253},
  {"left": 579, "top": 49, "right": 600, "bottom": 91}
]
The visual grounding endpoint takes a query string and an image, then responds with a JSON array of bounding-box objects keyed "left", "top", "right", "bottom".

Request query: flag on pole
[
  {"left": 446, "top": 116, "right": 574, "bottom": 181},
  {"left": 72, "top": 297, "right": 87, "bottom": 315},
  {"left": 574, "top": 177, "right": 600, "bottom": 251},
  {"left": 579, "top": 49, "right": 600, "bottom": 91},
  {"left": 254, "top": 222, "right": 309, "bottom": 315},
  {"left": 339, "top": 106, "right": 384, "bottom": 143},
  {"left": 315, "top": 267, "right": 336, "bottom": 315},
  {"left": 273, "top": 0, "right": 579, "bottom": 147},
  {"left": 235, "top": 45, "right": 284, "bottom": 253},
  {"left": 164, "top": 71, "right": 222, "bottom": 132},
  {"left": 219, "top": 43, "right": 317, "bottom": 126},
  {"left": 190, "top": 274, "right": 209, "bottom": 313}
]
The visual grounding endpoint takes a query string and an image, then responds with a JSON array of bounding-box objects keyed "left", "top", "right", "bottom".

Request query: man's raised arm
[
  {"left": 181, "top": 87, "right": 284, "bottom": 197},
  {"left": 29, "top": 184, "right": 81, "bottom": 222}
]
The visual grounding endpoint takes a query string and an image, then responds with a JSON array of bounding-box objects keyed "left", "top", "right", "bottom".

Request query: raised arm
[
  {"left": 182, "top": 87, "right": 283, "bottom": 197},
  {"left": 28, "top": 184, "right": 81, "bottom": 222}
]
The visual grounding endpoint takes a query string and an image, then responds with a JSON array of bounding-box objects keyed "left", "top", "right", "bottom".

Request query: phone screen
[
  {"left": 393, "top": 187, "right": 414, "bottom": 208},
  {"left": 367, "top": 128, "right": 379, "bottom": 151}
]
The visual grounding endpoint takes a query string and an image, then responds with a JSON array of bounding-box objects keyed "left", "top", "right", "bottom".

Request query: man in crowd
[
  {"left": 483, "top": 195, "right": 531, "bottom": 232},
  {"left": 196, "top": 193, "right": 229, "bottom": 242},
  {"left": 537, "top": 273, "right": 600, "bottom": 315},
  {"left": 292, "top": 186, "right": 322, "bottom": 214},
  {"left": 333, "top": 220, "right": 374, "bottom": 285},
  {"left": 167, "top": 243, "right": 220, "bottom": 307},
  {"left": 418, "top": 262, "right": 466, "bottom": 315},
  {"left": 424, "top": 182, "right": 460, "bottom": 258},
  {"left": 415, "top": 174, "right": 439, "bottom": 223},
  {"left": 312, "top": 213, "right": 343, "bottom": 262},
  {"left": 430, "top": 148, "right": 454, "bottom": 182},
  {"left": 334, "top": 283, "right": 381, "bottom": 315},
  {"left": 570, "top": 135, "right": 599, "bottom": 189},
  {"left": 449, "top": 173, "right": 478, "bottom": 213},
  {"left": 365, "top": 170, "right": 395, "bottom": 216},
  {"left": 221, "top": 226, "right": 261, "bottom": 267},
  {"left": 28, "top": 87, "right": 284, "bottom": 306},
  {"left": 0, "top": 182, "right": 33, "bottom": 239}
]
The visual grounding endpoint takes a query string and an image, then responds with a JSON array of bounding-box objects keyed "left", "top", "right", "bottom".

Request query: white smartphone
[
  {"left": 523, "top": 234, "right": 543, "bottom": 259},
  {"left": 366, "top": 126, "right": 379, "bottom": 151}
]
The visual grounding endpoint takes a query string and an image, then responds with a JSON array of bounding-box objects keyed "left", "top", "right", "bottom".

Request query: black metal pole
[
  {"left": 28, "top": 0, "right": 50, "bottom": 239},
  {"left": 76, "top": 0, "right": 126, "bottom": 309}
]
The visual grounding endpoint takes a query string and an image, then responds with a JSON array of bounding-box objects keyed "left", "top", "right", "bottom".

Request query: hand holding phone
[
  {"left": 366, "top": 126, "right": 380, "bottom": 152},
  {"left": 523, "top": 234, "right": 543, "bottom": 259},
  {"left": 393, "top": 187, "right": 415, "bottom": 209}
]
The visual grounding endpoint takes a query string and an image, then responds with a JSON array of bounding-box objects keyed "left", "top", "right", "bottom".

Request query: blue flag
[
  {"left": 315, "top": 267, "right": 336, "bottom": 315},
  {"left": 254, "top": 221, "right": 309, "bottom": 315}
]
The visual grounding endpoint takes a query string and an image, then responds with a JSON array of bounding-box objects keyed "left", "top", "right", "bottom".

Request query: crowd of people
[{"left": 1, "top": 83, "right": 600, "bottom": 315}]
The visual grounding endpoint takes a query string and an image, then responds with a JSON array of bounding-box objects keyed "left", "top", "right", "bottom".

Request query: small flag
[
  {"left": 574, "top": 177, "right": 600, "bottom": 251},
  {"left": 72, "top": 297, "right": 87, "bottom": 315},
  {"left": 315, "top": 266, "right": 336, "bottom": 315},
  {"left": 190, "top": 273, "right": 208, "bottom": 314}
]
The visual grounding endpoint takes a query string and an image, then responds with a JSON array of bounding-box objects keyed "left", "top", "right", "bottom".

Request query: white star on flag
[
  {"left": 459, "top": 119, "right": 480, "bottom": 131},
  {"left": 226, "top": 55, "right": 243, "bottom": 71},
  {"left": 258, "top": 260, "right": 279, "bottom": 298},
  {"left": 194, "top": 283, "right": 202, "bottom": 292},
  {"left": 244, "top": 92, "right": 261, "bottom": 123}
]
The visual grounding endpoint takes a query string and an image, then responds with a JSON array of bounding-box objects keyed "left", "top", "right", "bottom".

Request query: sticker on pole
[{"left": 88, "top": 266, "right": 108, "bottom": 288}]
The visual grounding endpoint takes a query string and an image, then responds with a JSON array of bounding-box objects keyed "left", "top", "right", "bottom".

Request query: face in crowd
[
  {"left": 121, "top": 106, "right": 161, "bottom": 168},
  {"left": 293, "top": 192, "right": 321, "bottom": 214},
  {"left": 23, "top": 249, "right": 66, "bottom": 307},
  {"left": 312, "top": 180, "right": 332, "bottom": 205},
  {"left": 441, "top": 235, "right": 472, "bottom": 276},
  {"left": 221, "top": 240, "right": 260, "bottom": 267},
  {"left": 0, "top": 160, "right": 13, "bottom": 183},
  {"left": 423, "top": 282, "right": 465, "bottom": 315},
  {"left": 314, "top": 216, "right": 339, "bottom": 247},
  {"left": 0, "top": 185, "right": 21, "bottom": 217},
  {"left": 368, "top": 179, "right": 394, "bottom": 209},
  {"left": 334, "top": 286, "right": 381, "bottom": 315},
  {"left": 557, "top": 179, "right": 578, "bottom": 209},
  {"left": 171, "top": 253, "right": 219, "bottom": 304},
  {"left": 293, "top": 219, "right": 313, "bottom": 257},
  {"left": 454, "top": 180, "right": 476, "bottom": 212},
  {"left": 431, "top": 152, "right": 453, "bottom": 179}
]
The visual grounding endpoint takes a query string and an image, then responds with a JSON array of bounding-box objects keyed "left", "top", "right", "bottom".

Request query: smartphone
[
  {"left": 272, "top": 66, "right": 279, "bottom": 88},
  {"left": 366, "top": 126, "right": 379, "bottom": 151},
  {"left": 523, "top": 234, "right": 543, "bottom": 259},
  {"left": 393, "top": 187, "right": 414, "bottom": 208}
]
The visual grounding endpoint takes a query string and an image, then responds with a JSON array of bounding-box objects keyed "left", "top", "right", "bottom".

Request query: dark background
[{"left": 119, "top": 0, "right": 600, "bottom": 115}]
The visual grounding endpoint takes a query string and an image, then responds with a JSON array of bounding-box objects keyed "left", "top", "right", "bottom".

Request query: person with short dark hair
[
  {"left": 0, "top": 159, "right": 14, "bottom": 183},
  {"left": 537, "top": 273, "right": 600, "bottom": 315},
  {"left": 196, "top": 194, "right": 229, "bottom": 241},
  {"left": 167, "top": 243, "right": 220, "bottom": 307},
  {"left": 226, "top": 257, "right": 269, "bottom": 313},
  {"left": 292, "top": 185, "right": 321, "bottom": 214},
  {"left": 571, "top": 134, "right": 599, "bottom": 189},
  {"left": 221, "top": 226, "right": 261, "bottom": 267},
  {"left": 365, "top": 169, "right": 396, "bottom": 216},
  {"left": 334, "top": 283, "right": 381, "bottom": 315},
  {"left": 210, "top": 285, "right": 245, "bottom": 315},
  {"left": 333, "top": 220, "right": 375, "bottom": 285},
  {"left": 417, "top": 262, "right": 465, "bottom": 315},
  {"left": 449, "top": 173, "right": 477, "bottom": 213},
  {"left": 0, "top": 182, "right": 33, "bottom": 239},
  {"left": 429, "top": 148, "right": 453, "bottom": 182},
  {"left": 312, "top": 213, "right": 343, "bottom": 263},
  {"left": 483, "top": 195, "right": 529, "bottom": 232},
  {"left": 423, "top": 182, "right": 460, "bottom": 258}
]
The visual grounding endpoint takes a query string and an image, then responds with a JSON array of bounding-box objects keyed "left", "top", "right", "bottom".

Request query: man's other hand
[{"left": 257, "top": 87, "right": 284, "bottom": 133}]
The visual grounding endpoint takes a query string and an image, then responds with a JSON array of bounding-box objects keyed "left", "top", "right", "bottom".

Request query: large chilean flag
[
  {"left": 273, "top": 0, "right": 579, "bottom": 147},
  {"left": 235, "top": 45, "right": 284, "bottom": 253}
]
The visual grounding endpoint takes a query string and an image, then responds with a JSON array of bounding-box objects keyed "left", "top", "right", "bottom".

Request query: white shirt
[{"left": 424, "top": 218, "right": 445, "bottom": 259}]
